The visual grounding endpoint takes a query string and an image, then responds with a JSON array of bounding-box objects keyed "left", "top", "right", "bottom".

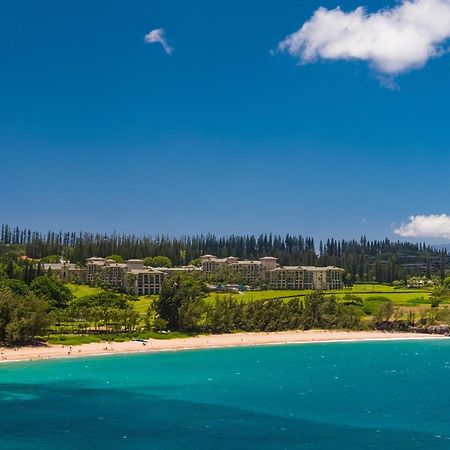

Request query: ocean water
[{"left": 1, "top": 340, "right": 450, "bottom": 449}]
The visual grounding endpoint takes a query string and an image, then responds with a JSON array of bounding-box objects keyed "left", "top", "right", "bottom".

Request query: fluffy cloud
[
  {"left": 277, "top": 0, "right": 450, "bottom": 75},
  {"left": 144, "top": 28, "right": 173, "bottom": 54},
  {"left": 394, "top": 214, "right": 450, "bottom": 239}
]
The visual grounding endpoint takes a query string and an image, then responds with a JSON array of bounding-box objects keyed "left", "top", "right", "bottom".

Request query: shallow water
[{"left": 1, "top": 339, "right": 450, "bottom": 449}]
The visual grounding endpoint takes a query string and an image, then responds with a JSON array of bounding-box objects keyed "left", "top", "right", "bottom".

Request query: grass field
[
  {"left": 347, "top": 284, "right": 403, "bottom": 293},
  {"left": 207, "top": 284, "right": 432, "bottom": 307},
  {"left": 131, "top": 296, "right": 158, "bottom": 314},
  {"left": 66, "top": 284, "right": 156, "bottom": 314},
  {"left": 335, "top": 284, "right": 431, "bottom": 305},
  {"left": 66, "top": 283, "right": 103, "bottom": 298},
  {"left": 66, "top": 282, "right": 433, "bottom": 312},
  {"left": 339, "top": 292, "right": 431, "bottom": 305},
  {"left": 206, "top": 290, "right": 308, "bottom": 303},
  {"left": 45, "top": 330, "right": 194, "bottom": 345}
]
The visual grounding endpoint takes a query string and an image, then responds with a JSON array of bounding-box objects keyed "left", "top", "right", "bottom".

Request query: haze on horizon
[{"left": 1, "top": 0, "right": 449, "bottom": 244}]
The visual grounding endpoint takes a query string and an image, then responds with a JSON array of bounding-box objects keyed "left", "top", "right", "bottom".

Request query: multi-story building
[
  {"left": 201, "top": 255, "right": 278, "bottom": 284},
  {"left": 267, "top": 266, "right": 343, "bottom": 290},
  {"left": 201, "top": 254, "right": 344, "bottom": 290},
  {"left": 45, "top": 254, "right": 344, "bottom": 294},
  {"left": 84, "top": 257, "right": 167, "bottom": 295},
  {"left": 45, "top": 257, "right": 200, "bottom": 295},
  {"left": 85, "top": 257, "right": 109, "bottom": 283},
  {"left": 42, "top": 260, "right": 84, "bottom": 283},
  {"left": 126, "top": 268, "right": 167, "bottom": 295}
]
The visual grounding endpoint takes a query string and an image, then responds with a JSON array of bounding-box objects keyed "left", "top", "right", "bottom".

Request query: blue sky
[{"left": 1, "top": 0, "right": 450, "bottom": 242}]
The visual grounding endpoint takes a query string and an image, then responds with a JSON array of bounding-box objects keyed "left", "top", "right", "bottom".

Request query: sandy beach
[{"left": 0, "top": 330, "right": 445, "bottom": 363}]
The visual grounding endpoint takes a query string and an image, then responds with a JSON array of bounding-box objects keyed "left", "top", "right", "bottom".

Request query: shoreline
[{"left": 0, "top": 330, "right": 446, "bottom": 364}]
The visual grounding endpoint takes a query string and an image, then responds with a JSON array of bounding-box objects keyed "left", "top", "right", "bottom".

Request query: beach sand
[{"left": 0, "top": 330, "right": 445, "bottom": 363}]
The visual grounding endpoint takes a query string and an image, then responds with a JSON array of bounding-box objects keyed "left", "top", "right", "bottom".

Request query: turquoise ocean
[{"left": 2, "top": 339, "right": 450, "bottom": 449}]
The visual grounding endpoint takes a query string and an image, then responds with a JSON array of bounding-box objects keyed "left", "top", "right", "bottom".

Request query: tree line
[
  {"left": 0, "top": 275, "right": 141, "bottom": 344},
  {"left": 153, "top": 274, "right": 364, "bottom": 333},
  {"left": 1, "top": 224, "right": 448, "bottom": 283},
  {"left": 153, "top": 274, "right": 450, "bottom": 335},
  {"left": 2, "top": 271, "right": 450, "bottom": 345}
]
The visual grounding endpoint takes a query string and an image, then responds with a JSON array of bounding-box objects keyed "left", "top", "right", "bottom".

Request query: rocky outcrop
[{"left": 410, "top": 324, "right": 450, "bottom": 335}]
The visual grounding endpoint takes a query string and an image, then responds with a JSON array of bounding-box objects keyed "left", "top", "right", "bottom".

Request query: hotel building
[
  {"left": 267, "top": 265, "right": 344, "bottom": 290},
  {"left": 85, "top": 257, "right": 167, "bottom": 295},
  {"left": 201, "top": 255, "right": 344, "bottom": 290},
  {"left": 44, "top": 254, "right": 344, "bottom": 294},
  {"left": 201, "top": 255, "right": 278, "bottom": 284},
  {"left": 42, "top": 260, "right": 84, "bottom": 283}
]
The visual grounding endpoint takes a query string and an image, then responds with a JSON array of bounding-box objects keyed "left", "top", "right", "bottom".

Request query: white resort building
[
  {"left": 267, "top": 265, "right": 344, "bottom": 290},
  {"left": 85, "top": 257, "right": 169, "bottom": 295},
  {"left": 200, "top": 255, "right": 278, "bottom": 284},
  {"left": 43, "top": 255, "right": 344, "bottom": 295},
  {"left": 201, "top": 255, "right": 344, "bottom": 290},
  {"left": 42, "top": 260, "right": 84, "bottom": 283}
]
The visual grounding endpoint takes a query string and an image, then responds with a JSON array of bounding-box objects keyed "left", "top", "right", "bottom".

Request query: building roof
[
  {"left": 43, "top": 263, "right": 81, "bottom": 271},
  {"left": 127, "top": 268, "right": 166, "bottom": 275},
  {"left": 104, "top": 263, "right": 127, "bottom": 268},
  {"left": 87, "top": 261, "right": 106, "bottom": 266},
  {"left": 203, "top": 255, "right": 278, "bottom": 265},
  {"left": 269, "top": 266, "right": 344, "bottom": 272},
  {"left": 162, "top": 266, "right": 202, "bottom": 272}
]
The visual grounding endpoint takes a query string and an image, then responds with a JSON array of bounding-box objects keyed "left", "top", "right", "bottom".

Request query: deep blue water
[{"left": 2, "top": 340, "right": 450, "bottom": 449}]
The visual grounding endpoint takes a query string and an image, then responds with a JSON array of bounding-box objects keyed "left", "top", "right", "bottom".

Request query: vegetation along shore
[{"left": 1, "top": 225, "right": 450, "bottom": 353}]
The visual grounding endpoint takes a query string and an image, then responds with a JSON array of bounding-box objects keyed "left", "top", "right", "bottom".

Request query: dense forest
[{"left": 0, "top": 224, "right": 448, "bottom": 283}]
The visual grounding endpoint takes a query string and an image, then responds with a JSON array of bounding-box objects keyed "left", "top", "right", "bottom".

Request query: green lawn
[
  {"left": 348, "top": 284, "right": 398, "bottom": 293},
  {"left": 66, "top": 282, "right": 433, "bottom": 310},
  {"left": 45, "top": 330, "right": 194, "bottom": 345},
  {"left": 336, "top": 292, "right": 431, "bottom": 306},
  {"left": 66, "top": 284, "right": 155, "bottom": 313},
  {"left": 131, "top": 296, "right": 158, "bottom": 314},
  {"left": 207, "top": 284, "right": 431, "bottom": 307},
  {"left": 339, "top": 284, "right": 431, "bottom": 305},
  {"left": 206, "top": 290, "right": 310, "bottom": 303},
  {"left": 66, "top": 283, "right": 104, "bottom": 298}
]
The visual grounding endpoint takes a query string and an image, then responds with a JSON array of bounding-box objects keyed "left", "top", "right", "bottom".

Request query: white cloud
[
  {"left": 394, "top": 214, "right": 450, "bottom": 239},
  {"left": 277, "top": 0, "right": 450, "bottom": 76},
  {"left": 144, "top": 28, "right": 173, "bottom": 54}
]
